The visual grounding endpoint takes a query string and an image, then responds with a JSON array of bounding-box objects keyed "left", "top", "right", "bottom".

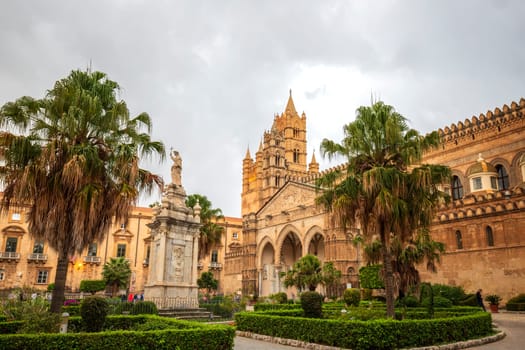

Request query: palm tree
[
  {"left": 185, "top": 194, "right": 224, "bottom": 260},
  {"left": 283, "top": 254, "right": 341, "bottom": 292},
  {"left": 0, "top": 70, "right": 165, "bottom": 313},
  {"left": 317, "top": 101, "right": 450, "bottom": 317},
  {"left": 102, "top": 257, "right": 132, "bottom": 297}
]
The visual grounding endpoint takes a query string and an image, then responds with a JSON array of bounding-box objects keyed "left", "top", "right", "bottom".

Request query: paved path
[
  {"left": 234, "top": 312, "right": 525, "bottom": 350},
  {"left": 472, "top": 312, "right": 525, "bottom": 349}
]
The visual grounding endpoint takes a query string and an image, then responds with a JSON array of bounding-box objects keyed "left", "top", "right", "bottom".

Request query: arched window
[
  {"left": 455, "top": 230, "right": 463, "bottom": 249},
  {"left": 274, "top": 176, "right": 280, "bottom": 187},
  {"left": 275, "top": 155, "right": 281, "bottom": 166},
  {"left": 452, "top": 176, "right": 464, "bottom": 200},
  {"left": 293, "top": 148, "right": 300, "bottom": 163},
  {"left": 486, "top": 226, "right": 494, "bottom": 247},
  {"left": 496, "top": 165, "right": 509, "bottom": 190}
]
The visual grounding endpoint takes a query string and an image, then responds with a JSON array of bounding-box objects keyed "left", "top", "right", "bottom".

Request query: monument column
[{"left": 144, "top": 150, "right": 201, "bottom": 309}]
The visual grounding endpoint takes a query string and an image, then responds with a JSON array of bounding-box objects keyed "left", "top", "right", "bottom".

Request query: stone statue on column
[{"left": 170, "top": 150, "right": 182, "bottom": 186}]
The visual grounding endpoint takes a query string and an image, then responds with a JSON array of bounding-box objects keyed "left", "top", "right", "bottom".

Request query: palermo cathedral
[{"left": 224, "top": 92, "right": 525, "bottom": 302}]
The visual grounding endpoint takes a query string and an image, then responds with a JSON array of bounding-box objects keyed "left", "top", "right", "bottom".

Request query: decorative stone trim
[{"left": 236, "top": 329, "right": 505, "bottom": 350}]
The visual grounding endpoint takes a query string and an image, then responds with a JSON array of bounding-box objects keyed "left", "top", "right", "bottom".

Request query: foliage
[
  {"left": 130, "top": 301, "right": 158, "bottom": 315},
  {"left": 254, "top": 303, "right": 301, "bottom": 312},
  {"left": 268, "top": 292, "right": 288, "bottom": 304},
  {"left": 79, "top": 280, "right": 106, "bottom": 295},
  {"left": 47, "top": 283, "right": 55, "bottom": 292},
  {"left": 484, "top": 294, "right": 501, "bottom": 305},
  {"left": 80, "top": 296, "right": 109, "bottom": 332},
  {"left": 506, "top": 293, "right": 525, "bottom": 311},
  {"left": 63, "top": 299, "right": 79, "bottom": 306},
  {"left": 197, "top": 271, "right": 219, "bottom": 294},
  {"left": 458, "top": 294, "right": 478, "bottom": 307},
  {"left": 300, "top": 291, "right": 323, "bottom": 318},
  {"left": 62, "top": 305, "right": 80, "bottom": 316},
  {"left": 0, "top": 70, "right": 165, "bottom": 313},
  {"left": 420, "top": 282, "right": 435, "bottom": 318},
  {"left": 102, "top": 257, "right": 131, "bottom": 297},
  {"left": 396, "top": 295, "right": 420, "bottom": 308},
  {"left": 0, "top": 315, "right": 235, "bottom": 350},
  {"left": 343, "top": 288, "right": 361, "bottom": 307},
  {"left": 235, "top": 311, "right": 492, "bottom": 349},
  {"left": 431, "top": 284, "right": 466, "bottom": 305},
  {"left": 422, "top": 296, "right": 452, "bottom": 308},
  {"left": 186, "top": 194, "right": 224, "bottom": 260},
  {"left": 0, "top": 298, "right": 60, "bottom": 334},
  {"left": 359, "top": 265, "right": 385, "bottom": 289},
  {"left": 283, "top": 254, "right": 341, "bottom": 292},
  {"left": 200, "top": 296, "right": 243, "bottom": 318},
  {"left": 316, "top": 101, "right": 450, "bottom": 317}
]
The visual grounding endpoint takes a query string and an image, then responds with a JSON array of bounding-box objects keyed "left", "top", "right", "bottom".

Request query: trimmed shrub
[
  {"left": 111, "top": 301, "right": 134, "bottom": 315},
  {"left": 458, "top": 294, "right": 478, "bottom": 307},
  {"left": 254, "top": 303, "right": 301, "bottom": 312},
  {"left": 422, "top": 296, "right": 453, "bottom": 308},
  {"left": 62, "top": 305, "right": 80, "bottom": 316},
  {"left": 343, "top": 288, "right": 361, "bottom": 307},
  {"left": 235, "top": 310, "right": 492, "bottom": 349},
  {"left": 79, "top": 280, "right": 106, "bottom": 295},
  {"left": 300, "top": 291, "right": 323, "bottom": 318},
  {"left": 80, "top": 296, "right": 109, "bottom": 332},
  {"left": 359, "top": 265, "right": 384, "bottom": 289},
  {"left": 269, "top": 292, "right": 288, "bottom": 304},
  {"left": 506, "top": 293, "right": 525, "bottom": 311},
  {"left": 431, "top": 284, "right": 466, "bottom": 305},
  {"left": 397, "top": 295, "right": 420, "bottom": 308}
]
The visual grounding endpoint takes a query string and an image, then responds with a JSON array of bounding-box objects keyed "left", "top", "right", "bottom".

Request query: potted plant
[{"left": 485, "top": 294, "right": 501, "bottom": 313}]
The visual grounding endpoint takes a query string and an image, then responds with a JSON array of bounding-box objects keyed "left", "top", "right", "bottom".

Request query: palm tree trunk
[
  {"left": 50, "top": 250, "right": 69, "bottom": 313},
  {"left": 382, "top": 238, "right": 395, "bottom": 318}
]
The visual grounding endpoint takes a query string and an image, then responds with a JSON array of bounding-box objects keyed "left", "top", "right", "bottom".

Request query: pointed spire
[
  {"left": 309, "top": 149, "right": 319, "bottom": 173},
  {"left": 284, "top": 89, "right": 298, "bottom": 117},
  {"left": 244, "top": 146, "right": 251, "bottom": 160},
  {"left": 258, "top": 139, "right": 263, "bottom": 152}
]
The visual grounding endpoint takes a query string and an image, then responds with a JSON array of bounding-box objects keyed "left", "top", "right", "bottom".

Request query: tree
[
  {"left": 317, "top": 101, "right": 450, "bottom": 317},
  {"left": 185, "top": 194, "right": 224, "bottom": 260},
  {"left": 283, "top": 254, "right": 341, "bottom": 292},
  {"left": 197, "top": 271, "right": 218, "bottom": 296},
  {"left": 102, "top": 257, "right": 132, "bottom": 297},
  {"left": 0, "top": 70, "right": 165, "bottom": 313}
]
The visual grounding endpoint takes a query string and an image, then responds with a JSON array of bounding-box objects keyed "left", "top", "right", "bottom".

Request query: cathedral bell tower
[{"left": 241, "top": 90, "right": 310, "bottom": 216}]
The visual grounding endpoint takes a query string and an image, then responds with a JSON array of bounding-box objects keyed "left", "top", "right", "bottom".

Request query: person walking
[{"left": 476, "top": 289, "right": 486, "bottom": 311}]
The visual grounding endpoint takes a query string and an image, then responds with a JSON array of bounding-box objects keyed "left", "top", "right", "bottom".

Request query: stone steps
[{"left": 159, "top": 307, "right": 213, "bottom": 320}]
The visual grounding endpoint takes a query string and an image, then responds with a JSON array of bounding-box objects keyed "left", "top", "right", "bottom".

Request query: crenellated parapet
[
  {"left": 435, "top": 98, "right": 525, "bottom": 150},
  {"left": 434, "top": 185, "right": 525, "bottom": 223}
]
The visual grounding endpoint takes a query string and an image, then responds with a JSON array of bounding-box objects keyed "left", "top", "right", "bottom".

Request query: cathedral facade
[{"left": 229, "top": 94, "right": 525, "bottom": 302}]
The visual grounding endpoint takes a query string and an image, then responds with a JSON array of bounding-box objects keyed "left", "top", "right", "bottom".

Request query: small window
[
  {"left": 472, "top": 177, "right": 482, "bottom": 190},
  {"left": 36, "top": 270, "right": 48, "bottom": 284},
  {"left": 293, "top": 148, "right": 300, "bottom": 163},
  {"left": 490, "top": 177, "right": 498, "bottom": 190},
  {"left": 146, "top": 246, "right": 151, "bottom": 260},
  {"left": 455, "top": 231, "right": 463, "bottom": 249},
  {"left": 117, "top": 244, "right": 126, "bottom": 258},
  {"left": 496, "top": 165, "right": 509, "bottom": 190},
  {"left": 0, "top": 270, "right": 4, "bottom": 281},
  {"left": 88, "top": 243, "right": 98, "bottom": 257},
  {"left": 5, "top": 237, "right": 18, "bottom": 253},
  {"left": 120, "top": 223, "right": 126, "bottom": 230},
  {"left": 11, "top": 213, "right": 21, "bottom": 221},
  {"left": 274, "top": 176, "right": 280, "bottom": 187},
  {"left": 211, "top": 250, "right": 218, "bottom": 263},
  {"left": 232, "top": 232, "right": 239, "bottom": 240},
  {"left": 33, "top": 241, "right": 44, "bottom": 254},
  {"left": 486, "top": 226, "right": 494, "bottom": 247}
]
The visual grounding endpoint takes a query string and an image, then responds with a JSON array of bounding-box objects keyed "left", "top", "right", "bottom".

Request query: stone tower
[
  {"left": 241, "top": 91, "right": 318, "bottom": 216},
  {"left": 144, "top": 150, "right": 201, "bottom": 308}
]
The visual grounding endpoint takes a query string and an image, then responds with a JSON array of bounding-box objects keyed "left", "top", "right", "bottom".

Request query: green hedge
[
  {"left": 253, "top": 303, "right": 301, "bottom": 312},
  {"left": 0, "top": 315, "right": 234, "bottom": 350},
  {"left": 235, "top": 311, "right": 492, "bottom": 349},
  {"left": 506, "top": 302, "right": 525, "bottom": 311}
]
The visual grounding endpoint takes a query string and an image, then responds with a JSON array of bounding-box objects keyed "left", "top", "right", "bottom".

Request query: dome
[{"left": 467, "top": 154, "right": 496, "bottom": 176}]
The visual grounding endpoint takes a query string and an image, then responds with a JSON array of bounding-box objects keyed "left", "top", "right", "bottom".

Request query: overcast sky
[{"left": 1, "top": 1, "right": 524, "bottom": 217}]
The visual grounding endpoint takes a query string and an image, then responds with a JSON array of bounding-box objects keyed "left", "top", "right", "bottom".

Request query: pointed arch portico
[
  {"left": 275, "top": 224, "right": 303, "bottom": 268},
  {"left": 303, "top": 226, "right": 325, "bottom": 261}
]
